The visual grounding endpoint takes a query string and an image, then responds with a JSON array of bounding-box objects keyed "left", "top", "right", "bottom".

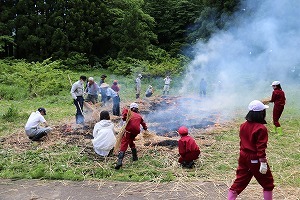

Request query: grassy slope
[{"left": 0, "top": 74, "right": 299, "bottom": 189}]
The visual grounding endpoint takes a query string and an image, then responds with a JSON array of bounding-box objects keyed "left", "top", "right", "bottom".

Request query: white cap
[
  {"left": 271, "top": 81, "right": 280, "bottom": 86},
  {"left": 130, "top": 103, "right": 139, "bottom": 109},
  {"left": 88, "top": 77, "right": 94, "bottom": 81},
  {"left": 248, "top": 100, "right": 269, "bottom": 111},
  {"left": 138, "top": 74, "right": 142, "bottom": 78},
  {"left": 100, "top": 83, "right": 109, "bottom": 88}
]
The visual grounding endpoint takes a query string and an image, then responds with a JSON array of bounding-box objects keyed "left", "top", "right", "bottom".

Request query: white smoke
[{"left": 181, "top": 0, "right": 300, "bottom": 114}]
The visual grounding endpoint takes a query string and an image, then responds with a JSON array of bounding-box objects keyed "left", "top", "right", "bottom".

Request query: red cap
[{"left": 178, "top": 126, "right": 188, "bottom": 135}]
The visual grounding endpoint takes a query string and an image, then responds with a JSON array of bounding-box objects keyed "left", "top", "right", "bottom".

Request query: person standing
[
  {"left": 92, "top": 111, "right": 116, "bottom": 157},
  {"left": 177, "top": 126, "right": 200, "bottom": 168},
  {"left": 99, "top": 74, "right": 107, "bottom": 85},
  {"left": 200, "top": 78, "right": 207, "bottom": 97},
  {"left": 163, "top": 75, "right": 171, "bottom": 95},
  {"left": 135, "top": 74, "right": 142, "bottom": 99},
  {"left": 71, "top": 75, "right": 87, "bottom": 124},
  {"left": 268, "top": 81, "right": 286, "bottom": 135},
  {"left": 115, "top": 103, "right": 147, "bottom": 169},
  {"left": 100, "top": 83, "right": 109, "bottom": 106},
  {"left": 228, "top": 100, "right": 274, "bottom": 200},
  {"left": 85, "top": 77, "right": 99, "bottom": 104},
  {"left": 106, "top": 87, "right": 120, "bottom": 116},
  {"left": 111, "top": 80, "right": 120, "bottom": 93},
  {"left": 25, "top": 108, "right": 52, "bottom": 141}
]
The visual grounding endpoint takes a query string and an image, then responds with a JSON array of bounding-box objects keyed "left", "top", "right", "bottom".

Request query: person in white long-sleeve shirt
[
  {"left": 92, "top": 111, "right": 116, "bottom": 157},
  {"left": 70, "top": 75, "right": 87, "bottom": 124}
]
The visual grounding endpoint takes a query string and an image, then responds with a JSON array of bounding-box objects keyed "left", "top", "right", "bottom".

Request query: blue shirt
[
  {"left": 86, "top": 82, "right": 99, "bottom": 95},
  {"left": 106, "top": 88, "right": 118, "bottom": 98}
]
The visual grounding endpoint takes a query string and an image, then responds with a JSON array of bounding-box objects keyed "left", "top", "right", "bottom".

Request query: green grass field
[{"left": 0, "top": 73, "right": 299, "bottom": 191}]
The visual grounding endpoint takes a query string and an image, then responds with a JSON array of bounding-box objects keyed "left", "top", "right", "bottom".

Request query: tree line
[{"left": 0, "top": 0, "right": 240, "bottom": 69}]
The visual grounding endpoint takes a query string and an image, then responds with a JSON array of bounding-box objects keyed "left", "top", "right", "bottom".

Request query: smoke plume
[{"left": 181, "top": 0, "right": 300, "bottom": 113}]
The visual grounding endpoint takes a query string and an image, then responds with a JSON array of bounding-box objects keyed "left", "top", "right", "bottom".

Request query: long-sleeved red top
[
  {"left": 122, "top": 109, "right": 147, "bottom": 135},
  {"left": 270, "top": 88, "right": 285, "bottom": 106},
  {"left": 178, "top": 135, "right": 200, "bottom": 156},
  {"left": 239, "top": 121, "right": 268, "bottom": 161}
]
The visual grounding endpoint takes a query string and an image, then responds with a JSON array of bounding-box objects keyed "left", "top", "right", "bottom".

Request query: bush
[
  {"left": 107, "top": 55, "right": 188, "bottom": 77},
  {"left": 61, "top": 52, "right": 90, "bottom": 71},
  {"left": 0, "top": 59, "right": 72, "bottom": 99}
]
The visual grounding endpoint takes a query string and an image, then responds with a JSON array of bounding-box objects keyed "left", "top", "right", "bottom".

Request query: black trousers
[{"left": 74, "top": 96, "right": 84, "bottom": 124}]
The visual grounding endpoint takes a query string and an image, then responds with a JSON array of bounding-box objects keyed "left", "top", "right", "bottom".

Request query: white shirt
[
  {"left": 25, "top": 111, "right": 46, "bottom": 130},
  {"left": 92, "top": 120, "right": 116, "bottom": 156},
  {"left": 70, "top": 80, "right": 84, "bottom": 99},
  {"left": 136, "top": 77, "right": 141, "bottom": 87},
  {"left": 164, "top": 77, "right": 171, "bottom": 84}
]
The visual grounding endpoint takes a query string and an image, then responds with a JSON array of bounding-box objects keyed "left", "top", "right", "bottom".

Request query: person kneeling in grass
[
  {"left": 25, "top": 108, "right": 52, "bottom": 141},
  {"left": 92, "top": 111, "right": 116, "bottom": 157},
  {"left": 178, "top": 126, "right": 200, "bottom": 168}
]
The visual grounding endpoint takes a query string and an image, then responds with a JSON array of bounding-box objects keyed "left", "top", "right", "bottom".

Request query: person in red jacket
[
  {"left": 177, "top": 126, "right": 200, "bottom": 168},
  {"left": 268, "top": 81, "right": 286, "bottom": 135},
  {"left": 115, "top": 102, "right": 147, "bottom": 169},
  {"left": 228, "top": 100, "right": 274, "bottom": 200}
]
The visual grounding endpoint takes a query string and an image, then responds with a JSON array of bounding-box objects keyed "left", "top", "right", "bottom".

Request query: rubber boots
[
  {"left": 131, "top": 148, "right": 138, "bottom": 161},
  {"left": 263, "top": 190, "right": 273, "bottom": 200},
  {"left": 115, "top": 151, "right": 125, "bottom": 170},
  {"left": 227, "top": 190, "right": 237, "bottom": 200},
  {"left": 277, "top": 127, "right": 283, "bottom": 135},
  {"left": 273, "top": 126, "right": 277, "bottom": 133}
]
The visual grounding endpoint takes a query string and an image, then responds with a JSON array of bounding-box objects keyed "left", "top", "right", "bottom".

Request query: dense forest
[{"left": 0, "top": 0, "right": 240, "bottom": 72}]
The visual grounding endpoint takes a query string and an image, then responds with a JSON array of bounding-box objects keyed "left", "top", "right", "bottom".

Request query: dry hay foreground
[{"left": 0, "top": 97, "right": 299, "bottom": 199}]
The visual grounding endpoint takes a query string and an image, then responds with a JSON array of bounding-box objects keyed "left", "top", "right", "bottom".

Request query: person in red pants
[
  {"left": 115, "top": 102, "right": 147, "bottom": 169},
  {"left": 178, "top": 126, "right": 200, "bottom": 168},
  {"left": 268, "top": 81, "right": 286, "bottom": 135},
  {"left": 228, "top": 100, "right": 274, "bottom": 200}
]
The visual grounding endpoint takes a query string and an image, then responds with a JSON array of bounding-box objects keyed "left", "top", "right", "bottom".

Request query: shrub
[
  {"left": 0, "top": 59, "right": 72, "bottom": 99},
  {"left": 61, "top": 52, "right": 90, "bottom": 71}
]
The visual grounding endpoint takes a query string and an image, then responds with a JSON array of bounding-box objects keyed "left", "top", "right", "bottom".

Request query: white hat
[
  {"left": 138, "top": 74, "right": 142, "bottom": 78},
  {"left": 100, "top": 83, "right": 109, "bottom": 88},
  {"left": 271, "top": 81, "right": 280, "bottom": 86},
  {"left": 88, "top": 77, "right": 94, "bottom": 81},
  {"left": 248, "top": 100, "right": 269, "bottom": 111},
  {"left": 130, "top": 103, "right": 139, "bottom": 109}
]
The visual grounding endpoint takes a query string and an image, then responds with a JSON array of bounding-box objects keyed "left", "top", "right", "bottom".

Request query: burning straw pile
[{"left": 0, "top": 96, "right": 221, "bottom": 160}]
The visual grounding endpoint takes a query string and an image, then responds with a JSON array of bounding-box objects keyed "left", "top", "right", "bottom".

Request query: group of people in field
[{"left": 24, "top": 77, "right": 286, "bottom": 200}]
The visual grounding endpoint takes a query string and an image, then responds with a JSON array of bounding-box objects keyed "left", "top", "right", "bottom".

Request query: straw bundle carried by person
[{"left": 113, "top": 110, "right": 132, "bottom": 154}]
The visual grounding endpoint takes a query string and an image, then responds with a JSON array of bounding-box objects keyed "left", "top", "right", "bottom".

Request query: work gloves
[{"left": 259, "top": 162, "right": 268, "bottom": 174}]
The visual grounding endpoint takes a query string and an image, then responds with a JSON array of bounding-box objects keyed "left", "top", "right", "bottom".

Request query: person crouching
[
  {"left": 178, "top": 126, "right": 200, "bottom": 168},
  {"left": 115, "top": 103, "right": 147, "bottom": 170},
  {"left": 25, "top": 108, "right": 52, "bottom": 141},
  {"left": 92, "top": 111, "right": 116, "bottom": 157}
]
